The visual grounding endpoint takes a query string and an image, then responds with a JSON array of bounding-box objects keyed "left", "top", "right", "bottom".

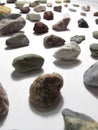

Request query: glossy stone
[
  {"left": 70, "top": 35, "right": 85, "bottom": 44},
  {"left": 26, "top": 13, "right": 41, "bottom": 22},
  {"left": 78, "top": 18, "right": 89, "bottom": 28}
]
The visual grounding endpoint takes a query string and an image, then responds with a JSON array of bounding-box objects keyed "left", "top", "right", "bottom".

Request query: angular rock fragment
[
  {"left": 29, "top": 72, "right": 63, "bottom": 107},
  {"left": 78, "top": 18, "right": 89, "bottom": 28},
  {"left": 20, "top": 6, "right": 30, "bottom": 14},
  {"left": 94, "top": 12, "right": 98, "bottom": 16},
  {"left": 83, "top": 62, "right": 98, "bottom": 87},
  {"left": 12, "top": 54, "right": 44, "bottom": 72},
  {"left": 33, "top": 21, "right": 48, "bottom": 34},
  {"left": 81, "top": 5, "right": 90, "bottom": 12},
  {"left": 53, "top": 5, "right": 62, "bottom": 12},
  {"left": 93, "top": 31, "right": 98, "bottom": 39},
  {"left": 29, "top": 1, "right": 39, "bottom": 8},
  {"left": 26, "top": 13, "right": 41, "bottom": 22},
  {"left": 52, "top": 17, "right": 70, "bottom": 31},
  {"left": 0, "top": 13, "right": 21, "bottom": 20},
  {"left": 43, "top": 34, "right": 65, "bottom": 48},
  {"left": 70, "top": 35, "right": 85, "bottom": 44},
  {"left": 53, "top": 41, "right": 81, "bottom": 60},
  {"left": 43, "top": 11, "right": 54, "bottom": 20},
  {"left": 7, "top": 0, "right": 17, "bottom": 3},
  {"left": 62, "top": 108, "right": 98, "bottom": 130},
  {"left": 0, "top": 17, "right": 26, "bottom": 36},
  {"left": 89, "top": 43, "right": 98, "bottom": 57},
  {"left": 34, "top": 5, "right": 46, "bottom": 12},
  {"left": 6, "top": 33, "right": 29, "bottom": 48},
  {"left": 0, "top": 5, "right": 11, "bottom": 14}
]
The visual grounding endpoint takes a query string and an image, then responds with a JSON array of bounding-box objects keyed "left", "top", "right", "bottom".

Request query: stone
[
  {"left": 39, "top": 0, "right": 47, "bottom": 3},
  {"left": 52, "top": 17, "right": 70, "bottom": 31},
  {"left": 63, "top": 0, "right": 70, "bottom": 3},
  {"left": 93, "top": 31, "right": 98, "bottom": 39},
  {"left": 78, "top": 18, "right": 89, "bottom": 28},
  {"left": 29, "top": 1, "right": 40, "bottom": 8},
  {"left": 0, "top": 13, "right": 21, "bottom": 20},
  {"left": 26, "top": 13, "right": 41, "bottom": 22},
  {"left": 43, "top": 11, "right": 54, "bottom": 20},
  {"left": 73, "top": 4, "right": 79, "bottom": 7},
  {"left": 34, "top": 5, "right": 46, "bottom": 12},
  {"left": 6, "top": 33, "right": 29, "bottom": 48},
  {"left": 89, "top": 43, "right": 98, "bottom": 57},
  {"left": 12, "top": 54, "right": 44, "bottom": 73},
  {"left": 29, "top": 72, "right": 63, "bottom": 107},
  {"left": 15, "top": 1, "right": 25, "bottom": 8},
  {"left": 83, "top": 62, "right": 98, "bottom": 87},
  {"left": 94, "top": 12, "right": 98, "bottom": 16},
  {"left": 70, "top": 35, "right": 85, "bottom": 44},
  {"left": 33, "top": 21, "right": 48, "bottom": 34},
  {"left": 47, "top": 2, "right": 52, "bottom": 7},
  {"left": 43, "top": 34, "right": 65, "bottom": 48},
  {"left": 0, "top": 3, "right": 5, "bottom": 5},
  {"left": 20, "top": 6, "right": 30, "bottom": 14},
  {"left": 62, "top": 108, "right": 98, "bottom": 130},
  {"left": 69, "top": 8, "right": 77, "bottom": 12},
  {"left": 7, "top": 0, "right": 17, "bottom": 3},
  {"left": 0, "top": 5, "right": 11, "bottom": 14},
  {"left": 53, "top": 41, "right": 81, "bottom": 60},
  {"left": 53, "top": 5, "right": 62, "bottom": 12},
  {"left": 0, "top": 17, "right": 26, "bottom": 36},
  {"left": 95, "top": 19, "right": 98, "bottom": 25},
  {"left": 55, "top": 0, "right": 62, "bottom": 3},
  {"left": 0, "top": 83, "right": 9, "bottom": 119},
  {"left": 81, "top": 5, "right": 90, "bottom": 12},
  {"left": 80, "top": 12, "right": 86, "bottom": 16}
]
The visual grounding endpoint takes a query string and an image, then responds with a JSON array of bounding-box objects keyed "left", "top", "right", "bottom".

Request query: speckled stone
[
  {"left": 43, "top": 11, "right": 54, "bottom": 20},
  {"left": 62, "top": 108, "right": 98, "bottom": 130},
  {"left": 0, "top": 13, "right": 21, "bottom": 20},
  {"left": 29, "top": 1, "right": 39, "bottom": 8},
  {"left": 26, "top": 13, "right": 41, "bottom": 22},
  {"left": 34, "top": 5, "right": 46, "bottom": 12},
  {"left": 0, "top": 5, "right": 11, "bottom": 14},
  {"left": 29, "top": 72, "right": 63, "bottom": 108},
  {"left": 93, "top": 31, "right": 98, "bottom": 39},
  {"left": 89, "top": 43, "right": 98, "bottom": 57},
  {"left": 70, "top": 35, "right": 85, "bottom": 44},
  {"left": 53, "top": 5, "right": 62, "bottom": 12},
  {"left": 20, "top": 6, "right": 30, "bottom": 14},
  {"left": 81, "top": 5, "right": 90, "bottom": 12},
  {"left": 78, "top": 18, "right": 89, "bottom": 28},
  {"left": 83, "top": 62, "right": 98, "bottom": 87}
]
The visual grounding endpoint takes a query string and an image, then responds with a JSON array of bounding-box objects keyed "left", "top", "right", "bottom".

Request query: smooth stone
[
  {"left": 78, "top": 18, "right": 89, "bottom": 28},
  {"left": 7, "top": 0, "right": 17, "bottom": 3},
  {"left": 43, "top": 11, "right": 54, "bottom": 20},
  {"left": 90, "top": 43, "right": 98, "bottom": 56},
  {"left": 26, "top": 13, "right": 41, "bottom": 22},
  {"left": 0, "top": 17, "right": 26, "bottom": 36},
  {"left": 15, "top": 1, "right": 25, "bottom": 8},
  {"left": 29, "top": 1, "right": 39, "bottom": 8},
  {"left": 53, "top": 5, "right": 62, "bottom": 12},
  {"left": 47, "top": 2, "right": 52, "bottom": 7},
  {"left": 52, "top": 17, "right": 70, "bottom": 31},
  {"left": 0, "top": 5, "right": 11, "bottom": 14},
  {"left": 94, "top": 12, "right": 98, "bottom": 16},
  {"left": 63, "top": 0, "right": 70, "bottom": 3},
  {"left": 55, "top": 0, "right": 62, "bottom": 3},
  {"left": 20, "top": 6, "right": 30, "bottom": 14},
  {"left": 80, "top": 12, "right": 86, "bottom": 16},
  {"left": 29, "top": 72, "right": 63, "bottom": 108},
  {"left": 69, "top": 8, "right": 77, "bottom": 12},
  {"left": 39, "top": 0, "right": 47, "bottom": 3},
  {"left": 93, "top": 31, "right": 98, "bottom": 39},
  {"left": 6, "top": 33, "right": 29, "bottom": 48},
  {"left": 53, "top": 41, "right": 81, "bottom": 60},
  {"left": 81, "top": 5, "right": 90, "bottom": 12},
  {"left": 62, "top": 108, "right": 98, "bottom": 130},
  {"left": 12, "top": 54, "right": 44, "bottom": 72},
  {"left": 0, "top": 13, "right": 21, "bottom": 20},
  {"left": 73, "top": 4, "right": 79, "bottom": 7},
  {"left": 43, "top": 34, "right": 65, "bottom": 48},
  {"left": 70, "top": 35, "right": 85, "bottom": 44},
  {"left": 34, "top": 5, "right": 46, "bottom": 12}
]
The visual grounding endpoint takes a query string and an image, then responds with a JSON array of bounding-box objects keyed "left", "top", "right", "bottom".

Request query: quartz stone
[
  {"left": 78, "top": 18, "right": 89, "bottom": 28},
  {"left": 0, "top": 5, "right": 11, "bottom": 14},
  {"left": 93, "top": 31, "right": 98, "bottom": 39},
  {"left": 53, "top": 5, "right": 62, "bottom": 12},
  {"left": 34, "top": 5, "right": 46, "bottom": 12},
  {"left": 26, "top": 13, "right": 41, "bottom": 22},
  {"left": 89, "top": 43, "right": 98, "bottom": 57},
  {"left": 43, "top": 11, "right": 54, "bottom": 20},
  {"left": 0, "top": 13, "right": 21, "bottom": 20},
  {"left": 70, "top": 35, "right": 85, "bottom": 44}
]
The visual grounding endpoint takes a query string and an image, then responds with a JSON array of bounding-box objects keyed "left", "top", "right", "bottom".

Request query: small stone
[
  {"left": 63, "top": 0, "right": 70, "bottom": 3},
  {"left": 53, "top": 41, "right": 81, "bottom": 60},
  {"left": 62, "top": 108, "right": 98, "bottom": 130},
  {"left": 43, "top": 34, "right": 65, "bottom": 48},
  {"left": 6, "top": 33, "right": 29, "bottom": 48},
  {"left": 69, "top": 8, "right": 76, "bottom": 12},
  {"left": 73, "top": 4, "right": 79, "bottom": 7},
  {"left": 29, "top": 1, "right": 39, "bottom": 8},
  {"left": 20, "top": 6, "right": 30, "bottom": 14},
  {"left": 52, "top": 17, "right": 70, "bottom": 31},
  {"left": 53, "top": 5, "right": 62, "bottom": 12},
  {"left": 47, "top": 2, "right": 52, "bottom": 7},
  {"left": 39, "top": 0, "right": 47, "bottom": 3},
  {"left": 93, "top": 31, "right": 98, "bottom": 39},
  {"left": 33, "top": 21, "right": 48, "bottom": 34},
  {"left": 7, "top": 0, "right": 17, "bottom": 3},
  {"left": 78, "top": 18, "right": 89, "bottom": 28},
  {"left": 80, "top": 12, "right": 86, "bottom": 16},
  {"left": 12, "top": 54, "right": 44, "bottom": 72},
  {"left": 70, "top": 35, "right": 85, "bottom": 44},
  {"left": 34, "top": 5, "right": 46, "bottom": 12},
  {"left": 83, "top": 62, "right": 98, "bottom": 87},
  {"left": 55, "top": 0, "right": 62, "bottom": 3},
  {"left": 95, "top": 19, "right": 98, "bottom": 25},
  {"left": 82, "top": 5, "right": 90, "bottom": 12},
  {"left": 26, "top": 13, "right": 41, "bottom": 22},
  {"left": 15, "top": 1, "right": 25, "bottom": 9},
  {"left": 43, "top": 11, "right": 54, "bottom": 20},
  {"left": 0, "top": 5, "right": 11, "bottom": 14},
  {"left": 29, "top": 72, "right": 63, "bottom": 107},
  {"left": 94, "top": 12, "right": 98, "bottom": 16},
  {"left": 89, "top": 43, "right": 98, "bottom": 57},
  {"left": 64, "top": 4, "right": 68, "bottom": 7},
  {"left": 0, "top": 13, "right": 21, "bottom": 20},
  {"left": 0, "top": 3, "right": 5, "bottom": 5}
]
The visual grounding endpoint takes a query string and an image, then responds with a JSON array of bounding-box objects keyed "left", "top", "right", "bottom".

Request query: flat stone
[
  {"left": 69, "top": 8, "right": 77, "bottom": 12},
  {"left": 6, "top": 33, "right": 29, "bottom": 48},
  {"left": 73, "top": 4, "right": 79, "bottom": 7},
  {"left": 81, "top": 5, "right": 90, "bottom": 12},
  {"left": 0, "top": 13, "right": 21, "bottom": 20},
  {"left": 29, "top": 72, "right": 63, "bottom": 107},
  {"left": 78, "top": 18, "right": 89, "bottom": 28},
  {"left": 93, "top": 31, "right": 98, "bottom": 39},
  {"left": 12, "top": 54, "right": 44, "bottom": 72},
  {"left": 7, "top": 0, "right": 17, "bottom": 3},
  {"left": 83, "top": 62, "right": 98, "bottom": 87},
  {"left": 29, "top": 1, "right": 40, "bottom": 8},
  {"left": 70, "top": 35, "right": 85, "bottom": 44},
  {"left": 0, "top": 5, "right": 11, "bottom": 14},
  {"left": 34, "top": 5, "right": 46, "bottom": 12},
  {"left": 55, "top": 0, "right": 62, "bottom": 3},
  {"left": 62, "top": 108, "right": 98, "bottom": 130},
  {"left": 39, "top": 0, "right": 47, "bottom": 3},
  {"left": 53, "top": 5, "right": 62, "bottom": 12},
  {"left": 94, "top": 12, "right": 98, "bottom": 16},
  {"left": 53, "top": 41, "right": 81, "bottom": 60},
  {"left": 63, "top": 0, "right": 70, "bottom": 3},
  {"left": 15, "top": 1, "right": 25, "bottom": 8},
  {"left": 43, "top": 34, "right": 65, "bottom": 48},
  {"left": 26, "top": 13, "right": 41, "bottom": 22},
  {"left": 89, "top": 43, "right": 98, "bottom": 57},
  {"left": 0, "top": 17, "right": 26, "bottom": 36},
  {"left": 52, "top": 17, "right": 70, "bottom": 31},
  {"left": 20, "top": 6, "right": 30, "bottom": 14},
  {"left": 43, "top": 11, "right": 54, "bottom": 20}
]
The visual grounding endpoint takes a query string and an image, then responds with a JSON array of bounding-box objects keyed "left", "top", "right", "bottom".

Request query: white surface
[{"left": 0, "top": 0, "right": 98, "bottom": 130}]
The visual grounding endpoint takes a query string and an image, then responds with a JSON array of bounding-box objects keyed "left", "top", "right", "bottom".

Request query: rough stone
[
  {"left": 12, "top": 54, "right": 44, "bottom": 72},
  {"left": 53, "top": 41, "right": 81, "bottom": 60},
  {"left": 93, "top": 31, "right": 98, "bottom": 39},
  {"left": 43, "top": 34, "right": 65, "bottom": 48},
  {"left": 29, "top": 1, "right": 39, "bottom": 8},
  {"left": 7, "top": 0, "right": 17, "bottom": 3},
  {"left": 29, "top": 72, "right": 63, "bottom": 107},
  {"left": 89, "top": 43, "right": 98, "bottom": 57},
  {"left": 0, "top": 17, "right": 26, "bottom": 36},
  {"left": 34, "top": 5, "right": 46, "bottom": 12},
  {"left": 43, "top": 11, "right": 54, "bottom": 20},
  {"left": 53, "top": 5, "right": 62, "bottom": 12},
  {"left": 0, "top": 5, "right": 11, "bottom": 14},
  {"left": 70, "top": 35, "right": 85, "bottom": 44},
  {"left": 0, "top": 13, "right": 21, "bottom": 20},
  {"left": 26, "top": 13, "right": 41, "bottom": 22},
  {"left": 20, "top": 6, "right": 30, "bottom": 14},
  {"left": 62, "top": 108, "right": 98, "bottom": 130},
  {"left": 81, "top": 5, "right": 90, "bottom": 12},
  {"left": 94, "top": 12, "right": 98, "bottom": 16},
  {"left": 80, "top": 12, "right": 86, "bottom": 16},
  {"left": 78, "top": 18, "right": 89, "bottom": 28}
]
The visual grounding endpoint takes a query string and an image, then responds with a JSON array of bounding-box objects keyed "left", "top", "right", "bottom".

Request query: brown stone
[
  {"left": 94, "top": 12, "right": 98, "bottom": 16},
  {"left": 20, "top": 6, "right": 30, "bottom": 14},
  {"left": 95, "top": 19, "right": 98, "bottom": 25},
  {"left": 43, "top": 11, "right": 54, "bottom": 20},
  {"left": 53, "top": 5, "right": 62, "bottom": 12}
]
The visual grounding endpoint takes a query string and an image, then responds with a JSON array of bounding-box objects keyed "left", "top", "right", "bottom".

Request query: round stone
[
  {"left": 89, "top": 43, "right": 98, "bottom": 56},
  {"left": 43, "top": 11, "right": 54, "bottom": 20}
]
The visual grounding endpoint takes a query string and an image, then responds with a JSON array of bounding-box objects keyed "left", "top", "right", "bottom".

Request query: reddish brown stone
[
  {"left": 43, "top": 11, "right": 54, "bottom": 20},
  {"left": 94, "top": 12, "right": 98, "bottom": 16}
]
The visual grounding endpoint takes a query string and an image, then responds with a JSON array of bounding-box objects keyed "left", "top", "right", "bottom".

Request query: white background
[{"left": 0, "top": 0, "right": 98, "bottom": 130}]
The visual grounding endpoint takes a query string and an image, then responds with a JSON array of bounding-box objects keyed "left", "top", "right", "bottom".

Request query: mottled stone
[
  {"left": 43, "top": 34, "right": 65, "bottom": 48},
  {"left": 0, "top": 5, "right": 11, "bottom": 14},
  {"left": 53, "top": 5, "right": 62, "bottom": 12},
  {"left": 33, "top": 21, "right": 48, "bottom": 34},
  {"left": 0, "top": 17, "right": 26, "bottom": 36},
  {"left": 62, "top": 108, "right": 98, "bottom": 130},
  {"left": 6, "top": 33, "right": 29, "bottom": 48},
  {"left": 0, "top": 83, "right": 9, "bottom": 118},
  {"left": 83, "top": 62, "right": 98, "bottom": 87},
  {"left": 55, "top": 0, "right": 62, "bottom": 3},
  {"left": 20, "top": 6, "right": 30, "bottom": 14},
  {"left": 94, "top": 12, "right": 98, "bottom": 16},
  {"left": 39, "top": 0, "right": 47, "bottom": 3},
  {"left": 95, "top": 19, "right": 98, "bottom": 25},
  {"left": 81, "top": 5, "right": 90, "bottom": 12},
  {"left": 26, "top": 13, "right": 41, "bottom": 22},
  {"left": 0, "top": 13, "right": 21, "bottom": 20},
  {"left": 89, "top": 43, "right": 98, "bottom": 57},
  {"left": 78, "top": 18, "right": 89, "bottom": 28},
  {"left": 52, "top": 17, "right": 70, "bottom": 31},
  {"left": 29, "top": 1, "right": 39, "bottom": 8},
  {"left": 43, "top": 11, "right": 54, "bottom": 20},
  {"left": 93, "top": 31, "right": 98, "bottom": 39},
  {"left": 47, "top": 2, "right": 52, "bottom": 7},
  {"left": 53, "top": 41, "right": 81, "bottom": 60},
  {"left": 7, "top": 0, "right": 17, "bottom": 3},
  {"left": 15, "top": 1, "right": 25, "bottom": 8},
  {"left": 34, "top": 5, "right": 46, "bottom": 12},
  {"left": 63, "top": 0, "right": 70, "bottom": 3},
  {"left": 29, "top": 72, "right": 63, "bottom": 107},
  {"left": 12, "top": 54, "right": 44, "bottom": 72},
  {"left": 70, "top": 35, "right": 85, "bottom": 44}
]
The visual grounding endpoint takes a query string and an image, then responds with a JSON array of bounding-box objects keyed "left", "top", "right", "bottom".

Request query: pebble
[
  {"left": 20, "top": 6, "right": 30, "bottom": 14},
  {"left": 68, "top": 8, "right": 76, "bottom": 12},
  {"left": 26, "top": 13, "right": 41, "bottom": 22},
  {"left": 43, "top": 11, "right": 54, "bottom": 20},
  {"left": 29, "top": 1, "right": 39, "bottom": 8},
  {"left": 0, "top": 17, "right": 26, "bottom": 36},
  {"left": 70, "top": 35, "right": 85, "bottom": 44},
  {"left": 78, "top": 18, "right": 89, "bottom": 28},
  {"left": 43, "top": 34, "right": 65, "bottom": 48},
  {"left": 34, "top": 5, "right": 46, "bottom": 12},
  {"left": 53, "top": 5, "right": 62, "bottom": 12},
  {"left": 7, "top": 0, "right": 17, "bottom": 3},
  {"left": 93, "top": 31, "right": 98, "bottom": 39},
  {"left": 6, "top": 33, "right": 29, "bottom": 48},
  {"left": 63, "top": 0, "right": 70, "bottom": 3},
  {"left": 81, "top": 5, "right": 90, "bottom": 12},
  {"left": 80, "top": 12, "right": 86, "bottom": 16},
  {"left": 53, "top": 41, "right": 81, "bottom": 60},
  {"left": 29, "top": 72, "right": 63, "bottom": 108},
  {"left": 55, "top": 0, "right": 62, "bottom": 3},
  {"left": 15, "top": 1, "right": 25, "bottom": 8},
  {"left": 0, "top": 13, "right": 21, "bottom": 20},
  {"left": 72, "top": 4, "right": 79, "bottom": 7},
  {"left": 47, "top": 2, "right": 52, "bottom": 7},
  {"left": 12, "top": 54, "right": 44, "bottom": 73},
  {"left": 94, "top": 11, "right": 98, "bottom": 16},
  {"left": 83, "top": 62, "right": 98, "bottom": 87},
  {"left": 95, "top": 19, "right": 98, "bottom": 25},
  {"left": 89, "top": 43, "right": 98, "bottom": 57},
  {"left": 39, "top": 0, "right": 47, "bottom": 3},
  {"left": 0, "top": 5, "right": 11, "bottom": 14},
  {"left": 62, "top": 108, "right": 98, "bottom": 130}
]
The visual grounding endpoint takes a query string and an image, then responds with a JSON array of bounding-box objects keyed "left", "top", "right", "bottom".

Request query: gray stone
[
  {"left": 26, "top": 13, "right": 41, "bottom": 22},
  {"left": 6, "top": 33, "right": 29, "bottom": 48},
  {"left": 39, "top": 0, "right": 47, "bottom": 3},
  {"left": 34, "top": 5, "right": 46, "bottom": 12},
  {"left": 89, "top": 43, "right": 98, "bottom": 57},
  {"left": 29, "top": 1, "right": 40, "bottom": 8},
  {"left": 20, "top": 6, "right": 30, "bottom": 14},
  {"left": 70, "top": 35, "right": 85, "bottom": 44},
  {"left": 83, "top": 62, "right": 98, "bottom": 87},
  {"left": 69, "top": 8, "right": 77, "bottom": 12},
  {"left": 93, "top": 31, "right": 98, "bottom": 39},
  {"left": 47, "top": 2, "right": 52, "bottom": 7},
  {"left": 81, "top": 5, "right": 90, "bottom": 12},
  {"left": 0, "top": 17, "right": 26, "bottom": 36},
  {"left": 15, "top": 1, "right": 25, "bottom": 8},
  {"left": 62, "top": 108, "right": 98, "bottom": 130},
  {"left": 53, "top": 5, "right": 62, "bottom": 12},
  {"left": 0, "top": 13, "right": 21, "bottom": 20}
]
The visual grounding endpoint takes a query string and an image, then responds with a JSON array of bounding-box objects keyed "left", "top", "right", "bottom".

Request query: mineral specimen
[
  {"left": 0, "top": 5, "right": 11, "bottom": 14},
  {"left": 78, "top": 18, "right": 89, "bottom": 28},
  {"left": 53, "top": 5, "right": 62, "bottom": 12},
  {"left": 70, "top": 35, "right": 85, "bottom": 44},
  {"left": 93, "top": 31, "right": 98, "bottom": 39},
  {"left": 26, "top": 13, "right": 41, "bottom": 22},
  {"left": 29, "top": 72, "right": 63, "bottom": 107},
  {"left": 12, "top": 54, "right": 44, "bottom": 73},
  {"left": 89, "top": 43, "right": 98, "bottom": 57},
  {"left": 43, "top": 11, "right": 54, "bottom": 20},
  {"left": 20, "top": 6, "right": 30, "bottom": 14},
  {"left": 34, "top": 5, "right": 46, "bottom": 12},
  {"left": 81, "top": 5, "right": 90, "bottom": 12}
]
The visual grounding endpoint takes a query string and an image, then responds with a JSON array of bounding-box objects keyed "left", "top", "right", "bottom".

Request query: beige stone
[{"left": 0, "top": 6, "right": 11, "bottom": 14}]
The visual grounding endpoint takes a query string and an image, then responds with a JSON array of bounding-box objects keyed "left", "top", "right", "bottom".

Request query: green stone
[
  {"left": 12, "top": 54, "right": 44, "bottom": 72},
  {"left": 90, "top": 43, "right": 98, "bottom": 56},
  {"left": 38, "top": 0, "right": 47, "bottom": 3}
]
